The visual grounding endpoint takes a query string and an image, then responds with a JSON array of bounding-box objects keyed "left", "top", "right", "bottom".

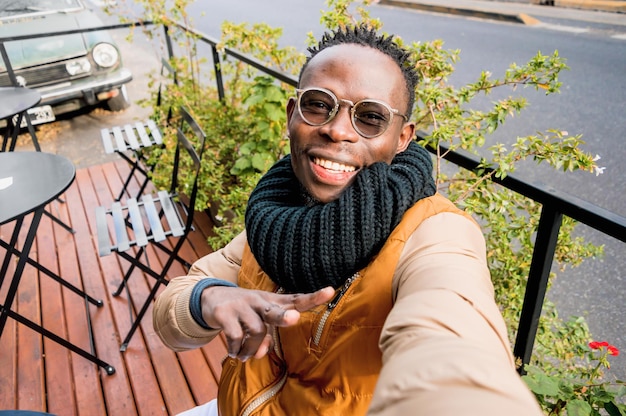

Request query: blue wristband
[{"left": 189, "top": 278, "right": 238, "bottom": 329}]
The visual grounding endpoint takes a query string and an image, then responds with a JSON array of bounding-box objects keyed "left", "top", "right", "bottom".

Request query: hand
[{"left": 200, "top": 285, "right": 335, "bottom": 362}]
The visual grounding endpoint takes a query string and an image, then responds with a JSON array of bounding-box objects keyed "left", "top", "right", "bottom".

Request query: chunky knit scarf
[{"left": 245, "top": 141, "right": 436, "bottom": 293}]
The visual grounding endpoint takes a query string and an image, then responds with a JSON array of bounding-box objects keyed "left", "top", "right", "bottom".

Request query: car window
[{"left": 0, "top": 0, "right": 83, "bottom": 18}]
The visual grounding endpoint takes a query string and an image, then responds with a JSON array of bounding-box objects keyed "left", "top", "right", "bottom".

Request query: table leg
[
  {"left": 23, "top": 113, "right": 41, "bottom": 152},
  {"left": 0, "top": 208, "right": 115, "bottom": 375},
  {"left": 1, "top": 111, "right": 41, "bottom": 152},
  {"left": 0, "top": 216, "right": 24, "bottom": 290},
  {"left": 0, "top": 238, "right": 103, "bottom": 306},
  {"left": 0, "top": 209, "right": 41, "bottom": 334}
]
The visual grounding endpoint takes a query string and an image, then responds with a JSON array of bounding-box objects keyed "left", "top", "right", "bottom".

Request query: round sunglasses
[{"left": 295, "top": 87, "right": 408, "bottom": 138}]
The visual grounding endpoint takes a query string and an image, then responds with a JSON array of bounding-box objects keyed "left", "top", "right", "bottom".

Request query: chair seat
[
  {"left": 100, "top": 120, "right": 164, "bottom": 201},
  {"left": 100, "top": 119, "right": 163, "bottom": 154},
  {"left": 95, "top": 191, "right": 184, "bottom": 257}
]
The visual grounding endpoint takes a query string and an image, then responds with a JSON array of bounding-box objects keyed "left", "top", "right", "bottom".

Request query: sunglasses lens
[
  {"left": 299, "top": 89, "right": 335, "bottom": 125},
  {"left": 353, "top": 101, "right": 392, "bottom": 137},
  {"left": 297, "top": 88, "right": 396, "bottom": 138}
]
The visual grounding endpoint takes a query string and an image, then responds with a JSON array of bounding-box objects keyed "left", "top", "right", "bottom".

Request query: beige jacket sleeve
[
  {"left": 152, "top": 231, "right": 247, "bottom": 352},
  {"left": 369, "top": 212, "right": 542, "bottom": 415}
]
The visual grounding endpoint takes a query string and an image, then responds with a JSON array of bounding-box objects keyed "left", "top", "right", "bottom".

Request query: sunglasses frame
[{"left": 295, "top": 87, "right": 408, "bottom": 138}]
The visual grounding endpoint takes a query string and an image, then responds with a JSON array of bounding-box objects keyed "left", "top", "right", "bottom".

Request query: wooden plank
[
  {"left": 0, "top": 222, "right": 18, "bottom": 410},
  {"left": 36, "top": 209, "right": 76, "bottom": 415},
  {"left": 202, "top": 334, "right": 228, "bottom": 383},
  {"left": 75, "top": 165, "right": 140, "bottom": 415},
  {"left": 15, "top": 214, "right": 45, "bottom": 410},
  {"left": 54, "top": 185, "right": 108, "bottom": 416},
  {"left": 177, "top": 348, "right": 218, "bottom": 405},
  {"left": 121, "top": 234, "right": 196, "bottom": 414}
]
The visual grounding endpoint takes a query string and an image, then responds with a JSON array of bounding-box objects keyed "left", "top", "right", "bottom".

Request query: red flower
[
  {"left": 608, "top": 346, "right": 620, "bottom": 356},
  {"left": 589, "top": 341, "right": 609, "bottom": 350},
  {"left": 589, "top": 341, "right": 620, "bottom": 356}
]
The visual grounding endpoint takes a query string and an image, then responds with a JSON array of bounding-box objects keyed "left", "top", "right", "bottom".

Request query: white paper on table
[{"left": 0, "top": 176, "right": 14, "bottom": 190}]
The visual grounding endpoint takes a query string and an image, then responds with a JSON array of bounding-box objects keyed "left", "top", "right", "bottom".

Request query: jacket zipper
[
  {"left": 312, "top": 272, "right": 359, "bottom": 346},
  {"left": 240, "top": 371, "right": 288, "bottom": 416}
]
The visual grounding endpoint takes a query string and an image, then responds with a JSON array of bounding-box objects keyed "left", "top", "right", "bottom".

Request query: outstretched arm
[{"left": 369, "top": 212, "right": 542, "bottom": 415}]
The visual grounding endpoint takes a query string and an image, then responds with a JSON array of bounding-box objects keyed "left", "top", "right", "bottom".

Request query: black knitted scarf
[{"left": 245, "top": 141, "right": 436, "bottom": 293}]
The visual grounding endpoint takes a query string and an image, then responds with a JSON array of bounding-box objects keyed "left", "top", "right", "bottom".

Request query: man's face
[{"left": 286, "top": 44, "right": 415, "bottom": 204}]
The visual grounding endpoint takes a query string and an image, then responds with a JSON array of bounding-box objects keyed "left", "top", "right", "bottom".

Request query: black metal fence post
[{"left": 513, "top": 205, "right": 563, "bottom": 374}]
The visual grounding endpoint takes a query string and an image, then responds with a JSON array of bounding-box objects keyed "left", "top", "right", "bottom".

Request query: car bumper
[{"left": 37, "top": 68, "right": 133, "bottom": 106}]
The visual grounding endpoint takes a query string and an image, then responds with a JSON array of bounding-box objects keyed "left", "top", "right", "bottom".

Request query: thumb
[{"left": 292, "top": 286, "right": 336, "bottom": 312}]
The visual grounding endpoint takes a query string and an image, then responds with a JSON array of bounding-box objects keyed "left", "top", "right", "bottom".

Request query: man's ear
[
  {"left": 286, "top": 97, "right": 296, "bottom": 122},
  {"left": 396, "top": 121, "right": 415, "bottom": 153}
]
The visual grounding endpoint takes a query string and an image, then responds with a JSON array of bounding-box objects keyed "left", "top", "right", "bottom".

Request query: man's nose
[{"left": 319, "top": 106, "right": 359, "bottom": 143}]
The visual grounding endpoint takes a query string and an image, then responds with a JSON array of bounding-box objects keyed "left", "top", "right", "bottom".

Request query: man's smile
[{"left": 312, "top": 156, "right": 357, "bottom": 173}]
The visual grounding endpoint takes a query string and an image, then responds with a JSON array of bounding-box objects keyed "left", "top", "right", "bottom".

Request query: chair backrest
[
  {"left": 156, "top": 57, "right": 178, "bottom": 113},
  {"left": 170, "top": 106, "right": 206, "bottom": 231}
]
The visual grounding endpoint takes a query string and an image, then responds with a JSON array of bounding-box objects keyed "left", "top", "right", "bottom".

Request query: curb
[
  {"left": 378, "top": 0, "right": 536, "bottom": 23},
  {"left": 377, "top": 0, "right": 625, "bottom": 24},
  {"left": 553, "top": 0, "right": 626, "bottom": 12}
]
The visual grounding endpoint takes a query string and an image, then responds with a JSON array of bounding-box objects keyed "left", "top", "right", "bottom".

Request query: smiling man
[{"left": 153, "top": 24, "right": 542, "bottom": 415}]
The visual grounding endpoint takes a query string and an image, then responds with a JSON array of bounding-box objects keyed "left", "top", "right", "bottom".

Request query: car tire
[{"left": 106, "top": 85, "right": 131, "bottom": 112}]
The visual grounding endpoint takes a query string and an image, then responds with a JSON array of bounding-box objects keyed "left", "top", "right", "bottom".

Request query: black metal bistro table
[
  {"left": 0, "top": 151, "right": 115, "bottom": 375},
  {"left": 0, "top": 87, "right": 43, "bottom": 152}
]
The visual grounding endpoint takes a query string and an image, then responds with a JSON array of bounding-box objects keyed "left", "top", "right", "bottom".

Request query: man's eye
[
  {"left": 357, "top": 112, "right": 387, "bottom": 126},
  {"left": 303, "top": 100, "right": 332, "bottom": 112}
]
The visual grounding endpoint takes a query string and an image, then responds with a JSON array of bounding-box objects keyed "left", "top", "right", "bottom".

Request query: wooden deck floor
[{"left": 0, "top": 159, "right": 227, "bottom": 415}]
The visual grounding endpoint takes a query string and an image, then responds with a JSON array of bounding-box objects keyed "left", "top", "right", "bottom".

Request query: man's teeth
[{"left": 313, "top": 157, "right": 356, "bottom": 172}]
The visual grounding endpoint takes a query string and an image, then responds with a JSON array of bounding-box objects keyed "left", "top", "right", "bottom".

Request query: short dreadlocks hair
[{"left": 300, "top": 24, "right": 419, "bottom": 117}]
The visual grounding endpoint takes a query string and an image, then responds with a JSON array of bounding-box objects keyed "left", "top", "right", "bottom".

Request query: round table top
[
  {"left": 0, "top": 87, "right": 42, "bottom": 120},
  {"left": 0, "top": 152, "right": 76, "bottom": 225}
]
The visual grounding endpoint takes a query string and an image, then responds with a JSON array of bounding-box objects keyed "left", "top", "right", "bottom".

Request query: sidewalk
[{"left": 378, "top": 0, "right": 626, "bottom": 26}]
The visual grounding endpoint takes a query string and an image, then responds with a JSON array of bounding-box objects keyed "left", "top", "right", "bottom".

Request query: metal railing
[{"left": 3, "top": 21, "right": 625, "bottom": 373}]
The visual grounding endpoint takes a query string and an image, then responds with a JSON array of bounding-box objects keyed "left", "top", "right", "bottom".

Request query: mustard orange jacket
[{"left": 153, "top": 194, "right": 542, "bottom": 415}]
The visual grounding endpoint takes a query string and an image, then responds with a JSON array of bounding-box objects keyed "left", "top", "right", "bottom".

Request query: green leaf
[
  {"left": 566, "top": 399, "right": 592, "bottom": 416},
  {"left": 251, "top": 153, "right": 270, "bottom": 171},
  {"left": 231, "top": 157, "right": 251, "bottom": 173},
  {"left": 523, "top": 372, "right": 560, "bottom": 396}
]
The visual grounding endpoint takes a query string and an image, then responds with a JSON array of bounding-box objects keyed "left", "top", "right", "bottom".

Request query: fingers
[
  {"left": 222, "top": 309, "right": 269, "bottom": 361},
  {"left": 253, "top": 333, "right": 273, "bottom": 359},
  {"left": 292, "top": 286, "right": 336, "bottom": 312},
  {"left": 259, "top": 286, "right": 336, "bottom": 327},
  {"left": 206, "top": 286, "right": 336, "bottom": 362}
]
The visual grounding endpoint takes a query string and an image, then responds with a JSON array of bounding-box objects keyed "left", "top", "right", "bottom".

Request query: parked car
[{"left": 0, "top": 0, "right": 132, "bottom": 126}]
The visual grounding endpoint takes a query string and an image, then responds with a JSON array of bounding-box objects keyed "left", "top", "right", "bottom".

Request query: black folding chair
[
  {"left": 95, "top": 106, "right": 206, "bottom": 351},
  {"left": 100, "top": 58, "right": 177, "bottom": 201}
]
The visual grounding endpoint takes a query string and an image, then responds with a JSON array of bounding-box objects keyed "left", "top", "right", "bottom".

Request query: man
[{"left": 153, "top": 24, "right": 542, "bottom": 415}]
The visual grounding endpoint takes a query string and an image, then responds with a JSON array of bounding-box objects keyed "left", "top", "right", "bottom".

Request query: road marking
[{"left": 537, "top": 23, "right": 590, "bottom": 33}]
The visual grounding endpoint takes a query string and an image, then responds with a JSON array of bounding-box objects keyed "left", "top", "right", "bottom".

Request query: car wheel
[{"left": 106, "top": 85, "right": 131, "bottom": 112}]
